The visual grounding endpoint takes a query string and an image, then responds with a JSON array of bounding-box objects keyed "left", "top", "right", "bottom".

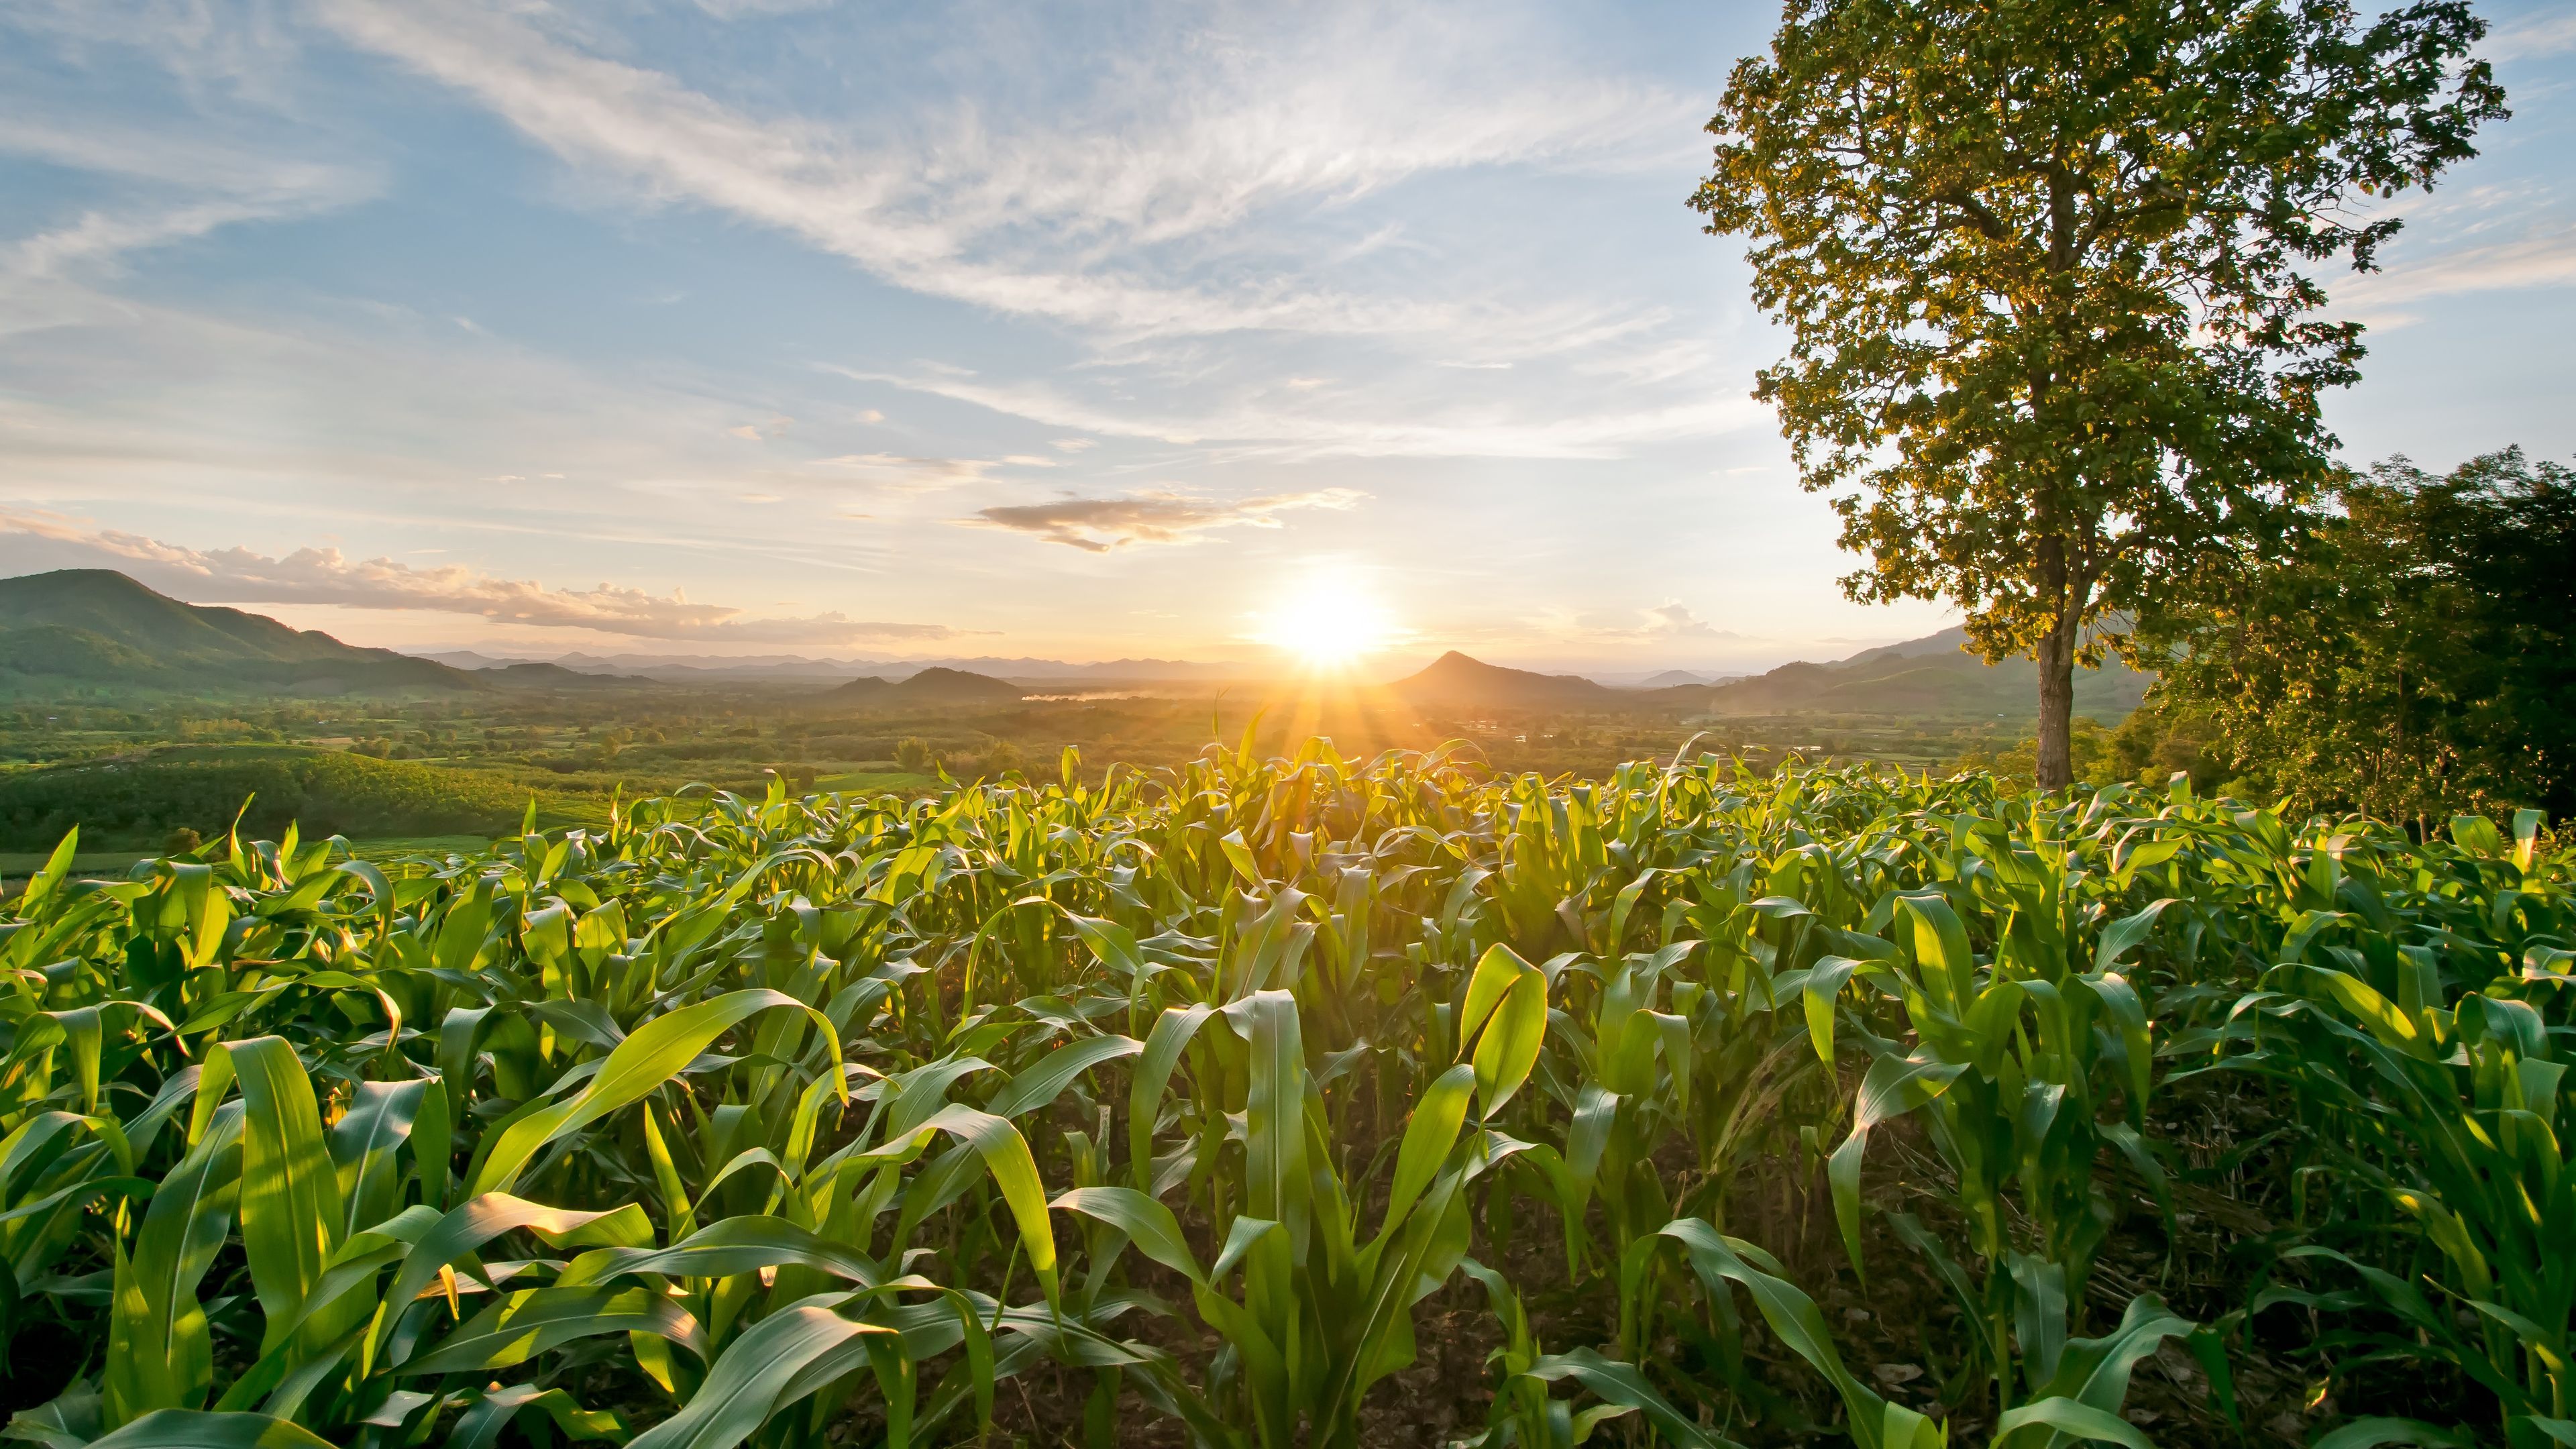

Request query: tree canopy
[
  {"left": 2147, "top": 448, "right": 2576, "bottom": 824},
  {"left": 1694, "top": 0, "right": 2506, "bottom": 789}
]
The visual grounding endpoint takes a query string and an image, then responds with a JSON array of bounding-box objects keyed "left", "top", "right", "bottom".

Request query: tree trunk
[{"left": 2035, "top": 613, "right": 2078, "bottom": 792}]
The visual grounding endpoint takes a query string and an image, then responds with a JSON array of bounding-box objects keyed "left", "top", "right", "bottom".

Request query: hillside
[
  {"left": 0, "top": 747, "right": 539, "bottom": 849},
  {"left": 824, "top": 667, "right": 1024, "bottom": 708},
  {"left": 0, "top": 570, "right": 475, "bottom": 695},
  {"left": 1390, "top": 651, "right": 1620, "bottom": 710},
  {"left": 1689, "top": 628, "right": 2149, "bottom": 720}
]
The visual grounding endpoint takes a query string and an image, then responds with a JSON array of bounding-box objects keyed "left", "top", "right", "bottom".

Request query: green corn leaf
[
  {"left": 986, "top": 1033, "right": 1144, "bottom": 1120},
  {"left": 87, "top": 1411, "right": 337, "bottom": 1449},
  {"left": 221, "top": 1038, "right": 343, "bottom": 1355},
  {"left": 19, "top": 826, "right": 78, "bottom": 915},
  {"left": 912, "top": 1102, "right": 1059, "bottom": 1310},
  {"left": 449, "top": 1385, "right": 625, "bottom": 1449},
  {"left": 1519, "top": 1347, "right": 1738, "bottom": 1449},
  {"left": 1379, "top": 1063, "right": 1475, "bottom": 1240},
  {"left": 470, "top": 989, "right": 841, "bottom": 1196},
  {"left": 1050, "top": 1185, "right": 1207, "bottom": 1285},
  {"left": 1458, "top": 943, "right": 1532, "bottom": 1049},
  {"left": 1472, "top": 967, "right": 1546, "bottom": 1119},
  {"left": 2095, "top": 900, "right": 2178, "bottom": 971},
  {"left": 1990, "top": 1395, "right": 2153, "bottom": 1449},
  {"left": 399, "top": 1285, "right": 708, "bottom": 1375},
  {"left": 625, "top": 1297, "right": 889, "bottom": 1449},
  {"left": 103, "top": 1109, "right": 244, "bottom": 1427},
  {"left": 1828, "top": 1054, "right": 1965, "bottom": 1276},
  {"left": 2310, "top": 1420, "right": 2481, "bottom": 1449},
  {"left": 1128, "top": 1003, "right": 1214, "bottom": 1191},
  {"left": 1662, "top": 1218, "right": 1909, "bottom": 1449},
  {"left": 376, "top": 1193, "right": 655, "bottom": 1365}
]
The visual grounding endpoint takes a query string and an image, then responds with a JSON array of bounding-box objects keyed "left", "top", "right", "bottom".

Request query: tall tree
[{"left": 1694, "top": 0, "right": 2505, "bottom": 789}]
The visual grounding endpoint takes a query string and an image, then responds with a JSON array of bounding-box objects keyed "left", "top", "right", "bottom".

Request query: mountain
[
  {"left": 478, "top": 661, "right": 659, "bottom": 690},
  {"left": 1631, "top": 669, "right": 1721, "bottom": 689},
  {"left": 0, "top": 570, "right": 476, "bottom": 694},
  {"left": 822, "top": 667, "right": 1026, "bottom": 708},
  {"left": 1390, "top": 652, "right": 1621, "bottom": 710},
  {"left": 412, "top": 649, "right": 1264, "bottom": 685},
  {"left": 1688, "top": 628, "right": 2148, "bottom": 720}
]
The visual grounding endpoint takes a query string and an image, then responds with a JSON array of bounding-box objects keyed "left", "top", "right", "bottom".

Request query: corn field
[{"left": 0, "top": 741, "right": 2568, "bottom": 1449}]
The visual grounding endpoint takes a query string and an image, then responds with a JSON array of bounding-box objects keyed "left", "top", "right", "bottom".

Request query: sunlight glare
[{"left": 1258, "top": 574, "right": 1395, "bottom": 667}]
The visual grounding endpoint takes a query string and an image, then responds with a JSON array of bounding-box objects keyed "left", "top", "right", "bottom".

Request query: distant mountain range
[
  {"left": 822, "top": 667, "right": 1027, "bottom": 707},
  {"left": 1382, "top": 628, "right": 2146, "bottom": 720},
  {"left": 1624, "top": 668, "right": 1744, "bottom": 689},
  {"left": 0, "top": 570, "right": 475, "bottom": 696},
  {"left": 1687, "top": 626, "right": 2149, "bottom": 718},
  {"left": 0, "top": 570, "right": 2146, "bottom": 723},
  {"left": 1389, "top": 652, "right": 1621, "bottom": 709},
  {"left": 419, "top": 649, "right": 1260, "bottom": 686}
]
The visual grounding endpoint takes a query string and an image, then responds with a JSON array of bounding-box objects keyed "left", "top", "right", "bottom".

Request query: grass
[{"left": 0, "top": 744, "right": 2563, "bottom": 1449}]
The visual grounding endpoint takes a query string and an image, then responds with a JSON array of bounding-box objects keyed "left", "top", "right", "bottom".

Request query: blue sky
[{"left": 3, "top": 0, "right": 2573, "bottom": 672}]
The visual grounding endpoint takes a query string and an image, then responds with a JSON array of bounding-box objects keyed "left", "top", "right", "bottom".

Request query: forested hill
[
  {"left": 0, "top": 570, "right": 475, "bottom": 696},
  {"left": 1679, "top": 626, "right": 2151, "bottom": 720}
]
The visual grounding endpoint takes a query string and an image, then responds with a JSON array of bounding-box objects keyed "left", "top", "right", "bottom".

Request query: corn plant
[{"left": 0, "top": 748, "right": 2559, "bottom": 1449}]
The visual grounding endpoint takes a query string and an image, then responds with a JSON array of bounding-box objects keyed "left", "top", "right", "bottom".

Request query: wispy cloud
[
  {"left": 967, "top": 488, "right": 1363, "bottom": 551},
  {"left": 2334, "top": 227, "right": 2576, "bottom": 323},
  {"left": 2488, "top": 8, "right": 2576, "bottom": 60},
  {"left": 838, "top": 366, "right": 1758, "bottom": 460},
  {"left": 814, "top": 452, "right": 1051, "bottom": 491},
  {"left": 311, "top": 0, "right": 1693, "bottom": 347},
  {"left": 1641, "top": 601, "right": 1725, "bottom": 639},
  {"left": 0, "top": 511, "right": 957, "bottom": 643}
]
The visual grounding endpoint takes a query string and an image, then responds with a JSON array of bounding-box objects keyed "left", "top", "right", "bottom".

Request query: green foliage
[
  {"left": 0, "top": 751, "right": 541, "bottom": 849},
  {"left": 892, "top": 737, "right": 932, "bottom": 775},
  {"left": 0, "top": 745, "right": 2565, "bottom": 1449},
  {"left": 2147, "top": 448, "right": 2576, "bottom": 824},
  {"left": 1693, "top": 0, "right": 2506, "bottom": 788}
]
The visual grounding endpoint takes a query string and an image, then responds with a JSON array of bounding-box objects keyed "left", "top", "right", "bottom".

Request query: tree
[
  {"left": 1694, "top": 0, "right": 2505, "bottom": 788},
  {"left": 2145, "top": 448, "right": 2576, "bottom": 825},
  {"left": 894, "top": 737, "right": 933, "bottom": 775}
]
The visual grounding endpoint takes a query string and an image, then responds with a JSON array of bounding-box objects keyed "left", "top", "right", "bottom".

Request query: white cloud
[
  {"left": 1548, "top": 599, "right": 1748, "bottom": 647},
  {"left": 967, "top": 488, "right": 1364, "bottom": 551},
  {"left": 1642, "top": 601, "right": 1723, "bottom": 639},
  {"left": 2334, "top": 228, "right": 2576, "bottom": 323},
  {"left": 836, "top": 365, "right": 1759, "bottom": 460},
  {"left": 0, "top": 510, "right": 957, "bottom": 643},
  {"left": 813, "top": 452, "right": 1046, "bottom": 491},
  {"left": 310, "top": 0, "right": 1693, "bottom": 347},
  {"left": 2489, "top": 9, "right": 2576, "bottom": 60}
]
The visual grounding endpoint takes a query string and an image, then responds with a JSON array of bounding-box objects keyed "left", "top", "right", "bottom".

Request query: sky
[{"left": 3, "top": 0, "right": 2575, "bottom": 675}]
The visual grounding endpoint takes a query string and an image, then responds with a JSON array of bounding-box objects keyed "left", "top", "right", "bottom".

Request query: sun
[{"left": 1258, "top": 574, "right": 1395, "bottom": 667}]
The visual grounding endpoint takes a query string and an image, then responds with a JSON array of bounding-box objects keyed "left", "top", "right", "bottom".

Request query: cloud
[
  {"left": 0, "top": 510, "right": 957, "bottom": 643},
  {"left": 967, "top": 488, "right": 1363, "bottom": 551},
  {"left": 1553, "top": 599, "right": 1748, "bottom": 645},
  {"left": 311, "top": 0, "right": 1693, "bottom": 345},
  {"left": 2488, "top": 9, "right": 2576, "bottom": 60},
  {"left": 814, "top": 452, "right": 1043, "bottom": 491},
  {"left": 837, "top": 365, "right": 1758, "bottom": 460},
  {"left": 1642, "top": 601, "right": 1722, "bottom": 639},
  {"left": 2332, "top": 228, "right": 2576, "bottom": 324}
]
